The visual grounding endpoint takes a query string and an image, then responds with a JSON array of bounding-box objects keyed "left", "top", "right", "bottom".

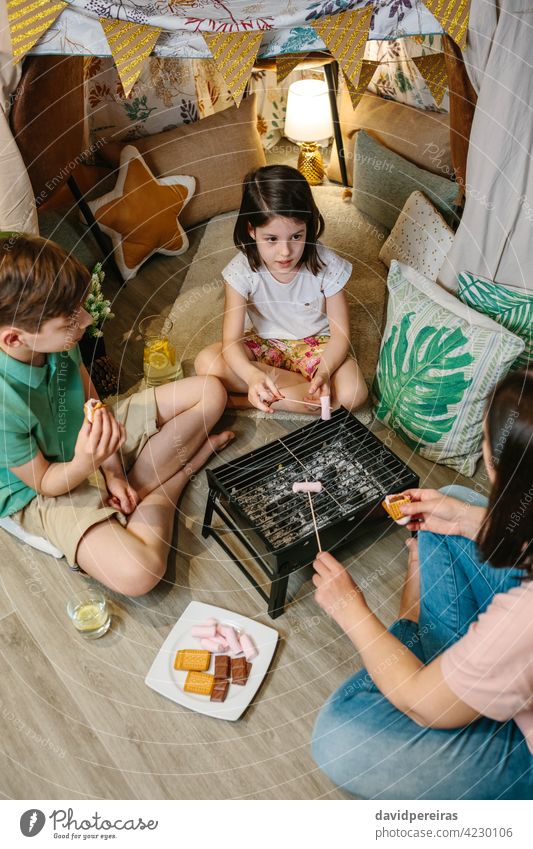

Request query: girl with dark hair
[
  {"left": 195, "top": 165, "right": 367, "bottom": 414},
  {"left": 312, "top": 369, "right": 533, "bottom": 799}
]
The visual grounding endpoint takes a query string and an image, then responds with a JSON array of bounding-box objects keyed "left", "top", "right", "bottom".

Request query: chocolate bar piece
[
  {"left": 231, "top": 657, "right": 251, "bottom": 685},
  {"left": 210, "top": 681, "right": 229, "bottom": 702},
  {"left": 214, "top": 655, "right": 231, "bottom": 680}
]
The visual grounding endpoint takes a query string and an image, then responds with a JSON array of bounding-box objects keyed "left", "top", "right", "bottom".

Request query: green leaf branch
[{"left": 84, "top": 263, "right": 114, "bottom": 339}]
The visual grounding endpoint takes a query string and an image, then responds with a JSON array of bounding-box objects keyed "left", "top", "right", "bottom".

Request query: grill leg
[
  {"left": 268, "top": 569, "right": 290, "bottom": 619},
  {"left": 202, "top": 490, "right": 216, "bottom": 539}
]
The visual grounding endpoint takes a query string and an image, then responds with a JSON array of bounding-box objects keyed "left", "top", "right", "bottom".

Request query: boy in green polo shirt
[{"left": 0, "top": 233, "right": 232, "bottom": 595}]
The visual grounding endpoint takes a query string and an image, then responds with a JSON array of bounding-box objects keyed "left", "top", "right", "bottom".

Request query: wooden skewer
[
  {"left": 275, "top": 397, "right": 320, "bottom": 408},
  {"left": 307, "top": 491, "right": 322, "bottom": 552}
]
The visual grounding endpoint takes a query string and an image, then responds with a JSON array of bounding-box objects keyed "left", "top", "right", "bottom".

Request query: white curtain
[
  {"left": 0, "top": 3, "right": 38, "bottom": 235},
  {"left": 439, "top": 0, "right": 533, "bottom": 294}
]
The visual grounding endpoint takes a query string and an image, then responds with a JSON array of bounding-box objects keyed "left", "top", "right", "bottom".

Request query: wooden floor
[{"left": 0, "top": 165, "right": 488, "bottom": 800}]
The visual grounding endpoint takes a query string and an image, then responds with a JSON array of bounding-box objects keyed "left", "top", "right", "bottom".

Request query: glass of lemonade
[
  {"left": 67, "top": 590, "right": 111, "bottom": 639},
  {"left": 138, "top": 314, "right": 183, "bottom": 387}
]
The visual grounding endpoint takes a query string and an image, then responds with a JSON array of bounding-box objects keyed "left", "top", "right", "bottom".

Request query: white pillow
[{"left": 379, "top": 191, "right": 454, "bottom": 281}]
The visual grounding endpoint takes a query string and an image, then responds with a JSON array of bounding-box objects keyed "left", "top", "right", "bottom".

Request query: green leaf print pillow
[
  {"left": 457, "top": 272, "right": 533, "bottom": 371},
  {"left": 373, "top": 262, "right": 525, "bottom": 475}
]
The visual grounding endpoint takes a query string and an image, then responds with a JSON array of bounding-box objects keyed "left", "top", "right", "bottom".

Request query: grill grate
[{"left": 203, "top": 408, "right": 419, "bottom": 617}]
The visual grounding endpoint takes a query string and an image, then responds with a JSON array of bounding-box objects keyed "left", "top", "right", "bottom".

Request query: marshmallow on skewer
[
  {"left": 292, "top": 481, "right": 322, "bottom": 493},
  {"left": 292, "top": 481, "right": 323, "bottom": 551},
  {"left": 320, "top": 395, "right": 331, "bottom": 421}
]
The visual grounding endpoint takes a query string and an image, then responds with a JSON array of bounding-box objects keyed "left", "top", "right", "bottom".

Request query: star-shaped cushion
[{"left": 88, "top": 145, "right": 195, "bottom": 281}]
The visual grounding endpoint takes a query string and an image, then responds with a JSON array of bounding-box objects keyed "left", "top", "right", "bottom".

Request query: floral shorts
[{"left": 243, "top": 333, "right": 329, "bottom": 379}]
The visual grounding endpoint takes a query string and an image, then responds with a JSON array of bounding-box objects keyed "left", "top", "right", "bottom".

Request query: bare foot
[
  {"left": 398, "top": 536, "right": 420, "bottom": 623},
  {"left": 180, "top": 430, "right": 235, "bottom": 479}
]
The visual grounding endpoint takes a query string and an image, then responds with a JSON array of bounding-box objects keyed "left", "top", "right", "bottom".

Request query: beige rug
[{"left": 167, "top": 185, "right": 389, "bottom": 387}]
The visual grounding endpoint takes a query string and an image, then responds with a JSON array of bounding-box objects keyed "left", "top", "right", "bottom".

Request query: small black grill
[{"left": 202, "top": 408, "right": 418, "bottom": 617}]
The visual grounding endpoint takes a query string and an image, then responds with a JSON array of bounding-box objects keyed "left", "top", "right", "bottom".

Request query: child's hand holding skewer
[{"left": 247, "top": 372, "right": 284, "bottom": 413}]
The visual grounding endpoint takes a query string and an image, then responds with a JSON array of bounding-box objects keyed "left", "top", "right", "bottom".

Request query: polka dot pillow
[{"left": 379, "top": 191, "right": 454, "bottom": 281}]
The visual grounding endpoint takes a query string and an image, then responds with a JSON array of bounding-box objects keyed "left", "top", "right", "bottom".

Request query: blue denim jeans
[{"left": 312, "top": 486, "right": 533, "bottom": 799}]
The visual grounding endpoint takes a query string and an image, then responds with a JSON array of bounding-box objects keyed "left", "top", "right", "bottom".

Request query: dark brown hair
[
  {"left": 0, "top": 232, "right": 90, "bottom": 332},
  {"left": 233, "top": 165, "right": 325, "bottom": 275},
  {"left": 477, "top": 369, "right": 533, "bottom": 574}
]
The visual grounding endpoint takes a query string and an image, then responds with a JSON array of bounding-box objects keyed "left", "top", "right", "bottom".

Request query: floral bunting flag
[
  {"left": 424, "top": 0, "right": 471, "bottom": 49},
  {"left": 100, "top": 18, "right": 162, "bottom": 98},
  {"left": 413, "top": 53, "right": 448, "bottom": 106},
  {"left": 203, "top": 31, "right": 263, "bottom": 107},
  {"left": 311, "top": 8, "right": 373, "bottom": 95},
  {"left": 7, "top": 0, "right": 68, "bottom": 63},
  {"left": 343, "top": 59, "right": 379, "bottom": 109},
  {"left": 276, "top": 53, "right": 307, "bottom": 84}
]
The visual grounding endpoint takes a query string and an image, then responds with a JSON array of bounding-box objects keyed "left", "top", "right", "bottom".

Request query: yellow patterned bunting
[
  {"left": 413, "top": 53, "right": 448, "bottom": 106},
  {"left": 7, "top": 0, "right": 68, "bottom": 63},
  {"left": 276, "top": 53, "right": 307, "bottom": 84},
  {"left": 100, "top": 18, "right": 161, "bottom": 98},
  {"left": 203, "top": 31, "right": 263, "bottom": 107},
  {"left": 311, "top": 8, "right": 372, "bottom": 95},
  {"left": 343, "top": 59, "right": 378, "bottom": 109},
  {"left": 424, "top": 0, "right": 471, "bottom": 49}
]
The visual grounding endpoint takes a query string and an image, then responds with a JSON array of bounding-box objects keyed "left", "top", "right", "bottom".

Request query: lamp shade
[{"left": 284, "top": 79, "right": 334, "bottom": 143}]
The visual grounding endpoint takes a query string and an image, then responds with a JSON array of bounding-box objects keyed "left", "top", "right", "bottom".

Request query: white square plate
[{"left": 145, "top": 601, "right": 279, "bottom": 721}]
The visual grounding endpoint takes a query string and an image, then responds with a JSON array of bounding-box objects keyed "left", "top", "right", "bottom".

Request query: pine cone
[{"left": 88, "top": 356, "right": 122, "bottom": 399}]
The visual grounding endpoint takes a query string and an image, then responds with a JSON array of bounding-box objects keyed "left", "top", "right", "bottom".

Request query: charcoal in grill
[{"left": 202, "top": 408, "right": 418, "bottom": 618}]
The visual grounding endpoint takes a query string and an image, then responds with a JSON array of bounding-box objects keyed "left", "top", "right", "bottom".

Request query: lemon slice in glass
[{"left": 147, "top": 350, "right": 170, "bottom": 370}]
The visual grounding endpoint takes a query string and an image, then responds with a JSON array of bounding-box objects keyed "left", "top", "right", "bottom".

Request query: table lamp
[{"left": 284, "top": 78, "right": 334, "bottom": 185}]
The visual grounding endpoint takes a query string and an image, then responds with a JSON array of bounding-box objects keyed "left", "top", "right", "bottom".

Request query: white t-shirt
[{"left": 222, "top": 244, "right": 352, "bottom": 340}]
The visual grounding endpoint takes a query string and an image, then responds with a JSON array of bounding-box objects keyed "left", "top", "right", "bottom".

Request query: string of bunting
[
  {"left": 311, "top": 7, "right": 373, "bottom": 108},
  {"left": 276, "top": 53, "right": 308, "bottom": 84},
  {"left": 202, "top": 31, "right": 263, "bottom": 107},
  {"left": 7, "top": 0, "right": 68, "bottom": 63},
  {"left": 424, "top": 0, "right": 471, "bottom": 50},
  {"left": 343, "top": 59, "right": 379, "bottom": 109},
  {"left": 100, "top": 19, "right": 162, "bottom": 98},
  {"left": 5, "top": 1, "right": 468, "bottom": 104},
  {"left": 413, "top": 53, "right": 448, "bottom": 106}
]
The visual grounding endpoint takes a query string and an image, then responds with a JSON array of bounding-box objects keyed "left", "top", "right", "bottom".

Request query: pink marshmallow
[
  {"left": 239, "top": 633, "right": 258, "bottom": 661},
  {"left": 320, "top": 396, "right": 331, "bottom": 420},
  {"left": 218, "top": 624, "right": 242, "bottom": 655},
  {"left": 191, "top": 625, "right": 217, "bottom": 638},
  {"left": 201, "top": 637, "right": 227, "bottom": 653},
  {"left": 292, "top": 481, "right": 322, "bottom": 493},
  {"left": 214, "top": 629, "right": 229, "bottom": 649},
  {"left": 204, "top": 618, "right": 218, "bottom": 627}
]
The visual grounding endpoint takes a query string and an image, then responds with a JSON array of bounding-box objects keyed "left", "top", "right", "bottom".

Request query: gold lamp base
[{"left": 297, "top": 142, "right": 325, "bottom": 186}]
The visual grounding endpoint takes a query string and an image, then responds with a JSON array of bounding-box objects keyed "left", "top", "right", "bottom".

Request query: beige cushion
[
  {"left": 88, "top": 146, "right": 195, "bottom": 281},
  {"left": 379, "top": 191, "right": 455, "bottom": 281},
  {"left": 100, "top": 94, "right": 265, "bottom": 229},
  {"left": 327, "top": 91, "right": 452, "bottom": 187}
]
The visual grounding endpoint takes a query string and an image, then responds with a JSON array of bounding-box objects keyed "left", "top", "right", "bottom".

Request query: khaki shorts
[{"left": 11, "top": 387, "right": 159, "bottom": 568}]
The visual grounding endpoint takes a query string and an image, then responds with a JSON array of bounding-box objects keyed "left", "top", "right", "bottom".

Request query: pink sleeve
[{"left": 440, "top": 585, "right": 533, "bottom": 722}]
